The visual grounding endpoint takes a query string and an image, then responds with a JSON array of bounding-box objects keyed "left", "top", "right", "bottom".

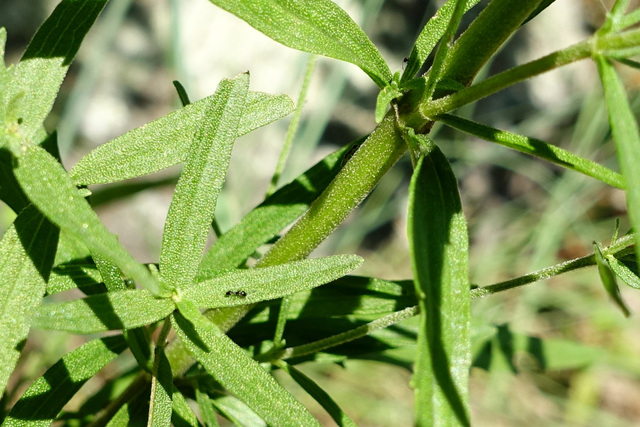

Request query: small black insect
[
  {"left": 225, "top": 290, "right": 234, "bottom": 297},
  {"left": 225, "top": 290, "right": 247, "bottom": 298},
  {"left": 403, "top": 57, "right": 409, "bottom": 63},
  {"left": 237, "top": 290, "right": 247, "bottom": 297}
]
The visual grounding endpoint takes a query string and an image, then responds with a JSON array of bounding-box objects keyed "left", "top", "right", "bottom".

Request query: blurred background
[{"left": 2, "top": 0, "right": 640, "bottom": 425}]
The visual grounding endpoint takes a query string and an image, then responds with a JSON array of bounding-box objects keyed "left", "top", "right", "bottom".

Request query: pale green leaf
[
  {"left": 436, "top": 113, "right": 625, "bottom": 189},
  {"left": 185, "top": 255, "right": 362, "bottom": 308},
  {"left": 596, "top": 54, "right": 640, "bottom": 269},
  {"left": 0, "top": 205, "right": 58, "bottom": 396},
  {"left": 6, "top": 0, "right": 107, "bottom": 142},
  {"left": 207, "top": 0, "right": 391, "bottom": 87},
  {"left": 30, "top": 289, "right": 174, "bottom": 333},
  {"left": 210, "top": 395, "right": 266, "bottom": 427},
  {"left": 70, "top": 91, "right": 293, "bottom": 185},
  {"left": 172, "top": 300, "right": 319, "bottom": 426},
  {"left": 10, "top": 143, "right": 164, "bottom": 295},
  {"left": 3, "top": 336, "right": 126, "bottom": 426},
  {"left": 408, "top": 141, "right": 471, "bottom": 426},
  {"left": 160, "top": 73, "right": 249, "bottom": 291}
]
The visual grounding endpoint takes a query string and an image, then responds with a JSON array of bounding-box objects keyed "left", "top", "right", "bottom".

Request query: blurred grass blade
[
  {"left": 70, "top": 91, "right": 293, "bottom": 185},
  {"left": 596, "top": 54, "right": 640, "bottom": 266},
  {"left": 408, "top": 143, "right": 471, "bottom": 426},
  {"left": 148, "top": 345, "right": 173, "bottom": 427},
  {"left": 4, "top": 336, "right": 126, "bottom": 426},
  {"left": 401, "top": 0, "right": 481, "bottom": 84},
  {"left": 195, "top": 387, "right": 220, "bottom": 427},
  {"left": 437, "top": 113, "right": 625, "bottom": 189},
  {"left": 593, "top": 242, "right": 631, "bottom": 317},
  {"left": 0, "top": 205, "right": 58, "bottom": 396},
  {"left": 185, "top": 255, "right": 362, "bottom": 308},
  {"left": 30, "top": 289, "right": 174, "bottom": 333},
  {"left": 274, "top": 361, "right": 356, "bottom": 427},
  {"left": 172, "top": 389, "right": 201, "bottom": 427},
  {"left": 7, "top": 0, "right": 107, "bottom": 141},
  {"left": 172, "top": 300, "right": 319, "bottom": 426},
  {"left": 160, "top": 73, "right": 248, "bottom": 291},
  {"left": 10, "top": 143, "right": 164, "bottom": 295},
  {"left": 197, "top": 142, "right": 361, "bottom": 277},
  {"left": 206, "top": 0, "right": 391, "bottom": 88}
]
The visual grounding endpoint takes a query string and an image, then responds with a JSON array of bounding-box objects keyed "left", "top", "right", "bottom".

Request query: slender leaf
[
  {"left": 30, "top": 289, "right": 174, "bottom": 333},
  {"left": 196, "top": 387, "right": 220, "bottom": 427},
  {"left": 197, "top": 141, "right": 361, "bottom": 278},
  {"left": 594, "top": 242, "right": 631, "bottom": 316},
  {"left": 206, "top": 0, "right": 391, "bottom": 87},
  {"left": 185, "top": 255, "right": 362, "bottom": 308},
  {"left": 70, "top": 91, "right": 293, "bottom": 185},
  {"left": 172, "top": 300, "right": 319, "bottom": 426},
  {"left": 608, "top": 253, "right": 640, "bottom": 289},
  {"left": 160, "top": 73, "right": 249, "bottom": 291},
  {"left": 401, "top": 0, "right": 481, "bottom": 83},
  {"left": 172, "top": 389, "right": 201, "bottom": 427},
  {"left": 9, "top": 143, "right": 163, "bottom": 295},
  {"left": 148, "top": 345, "right": 173, "bottom": 427},
  {"left": 436, "top": 113, "right": 625, "bottom": 188},
  {"left": 408, "top": 143, "right": 471, "bottom": 426},
  {"left": 210, "top": 395, "right": 266, "bottom": 427},
  {"left": 3, "top": 336, "right": 127, "bottom": 426},
  {"left": 47, "top": 261, "right": 103, "bottom": 295},
  {"left": 596, "top": 54, "right": 640, "bottom": 268},
  {"left": 7, "top": 0, "right": 107, "bottom": 141},
  {"left": 0, "top": 205, "right": 58, "bottom": 396},
  {"left": 275, "top": 361, "right": 356, "bottom": 427}
]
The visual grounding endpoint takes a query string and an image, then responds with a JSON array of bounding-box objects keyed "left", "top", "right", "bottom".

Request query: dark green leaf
[
  {"left": 4, "top": 336, "right": 126, "bottom": 426},
  {"left": 160, "top": 73, "right": 249, "bottom": 291},
  {"left": 171, "top": 389, "right": 201, "bottom": 427},
  {"left": 408, "top": 142, "right": 471, "bottom": 426},
  {"left": 148, "top": 346, "right": 173, "bottom": 427},
  {"left": 206, "top": 0, "right": 391, "bottom": 87},
  {"left": 9, "top": 143, "right": 163, "bottom": 295},
  {"left": 7, "top": 0, "right": 107, "bottom": 141},
  {"left": 70, "top": 91, "right": 293, "bottom": 185},
  {"left": 47, "top": 261, "right": 102, "bottom": 295},
  {"left": 436, "top": 113, "right": 625, "bottom": 189},
  {"left": 172, "top": 300, "right": 319, "bottom": 426},
  {"left": 30, "top": 289, "right": 174, "bottom": 333},
  {"left": 185, "top": 255, "right": 362, "bottom": 308},
  {"left": 197, "top": 141, "right": 361, "bottom": 278},
  {"left": 0, "top": 204, "right": 58, "bottom": 395}
]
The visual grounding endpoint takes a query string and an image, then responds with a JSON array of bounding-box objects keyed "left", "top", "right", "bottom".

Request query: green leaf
[
  {"left": 172, "top": 389, "right": 201, "bottom": 427},
  {"left": 30, "top": 289, "right": 174, "bottom": 333},
  {"left": 172, "top": 300, "right": 319, "bottom": 426},
  {"left": 148, "top": 345, "right": 173, "bottom": 427},
  {"left": 197, "top": 141, "right": 360, "bottom": 277},
  {"left": 160, "top": 73, "right": 249, "bottom": 292},
  {"left": 6, "top": 0, "right": 107, "bottom": 141},
  {"left": 594, "top": 242, "right": 631, "bottom": 317},
  {"left": 47, "top": 261, "right": 102, "bottom": 295},
  {"left": 408, "top": 142, "right": 471, "bottom": 426},
  {"left": 185, "top": 255, "right": 362, "bottom": 308},
  {"left": 275, "top": 361, "right": 356, "bottom": 427},
  {"left": 375, "top": 79, "right": 402, "bottom": 123},
  {"left": 3, "top": 336, "right": 126, "bottom": 426},
  {"left": 9, "top": 143, "right": 163, "bottom": 295},
  {"left": 206, "top": 0, "right": 391, "bottom": 88},
  {"left": 0, "top": 205, "right": 58, "bottom": 396},
  {"left": 401, "top": 0, "right": 481, "bottom": 83},
  {"left": 210, "top": 395, "right": 266, "bottom": 427},
  {"left": 608, "top": 253, "right": 640, "bottom": 289},
  {"left": 70, "top": 91, "right": 293, "bottom": 185},
  {"left": 596, "top": 54, "right": 640, "bottom": 269},
  {"left": 436, "top": 113, "right": 625, "bottom": 189},
  {"left": 196, "top": 387, "right": 220, "bottom": 427}
]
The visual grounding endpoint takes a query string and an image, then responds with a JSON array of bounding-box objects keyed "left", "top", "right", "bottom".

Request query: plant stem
[{"left": 87, "top": 372, "right": 150, "bottom": 427}]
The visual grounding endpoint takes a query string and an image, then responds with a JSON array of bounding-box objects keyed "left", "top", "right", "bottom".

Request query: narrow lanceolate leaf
[
  {"left": 4, "top": 336, "right": 126, "bottom": 426},
  {"left": 148, "top": 346, "right": 173, "bottom": 427},
  {"left": 10, "top": 143, "right": 163, "bottom": 295},
  {"left": 70, "top": 91, "right": 293, "bottom": 185},
  {"left": 0, "top": 205, "right": 58, "bottom": 396},
  {"left": 160, "top": 73, "right": 249, "bottom": 291},
  {"left": 7, "top": 0, "right": 107, "bottom": 141},
  {"left": 197, "top": 142, "right": 360, "bottom": 278},
  {"left": 275, "top": 361, "right": 356, "bottom": 427},
  {"left": 401, "top": 0, "right": 481, "bottom": 83},
  {"left": 593, "top": 242, "right": 631, "bottom": 317},
  {"left": 196, "top": 387, "right": 220, "bottom": 427},
  {"left": 30, "top": 290, "right": 174, "bottom": 333},
  {"left": 436, "top": 113, "right": 625, "bottom": 189},
  {"left": 596, "top": 54, "right": 640, "bottom": 267},
  {"left": 185, "top": 255, "right": 362, "bottom": 308},
  {"left": 172, "top": 389, "right": 201, "bottom": 427},
  {"left": 206, "top": 0, "right": 391, "bottom": 88},
  {"left": 172, "top": 300, "right": 319, "bottom": 426},
  {"left": 408, "top": 143, "right": 471, "bottom": 426}
]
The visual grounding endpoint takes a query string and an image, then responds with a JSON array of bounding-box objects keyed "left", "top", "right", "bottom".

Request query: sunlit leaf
[{"left": 594, "top": 242, "right": 631, "bottom": 317}]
